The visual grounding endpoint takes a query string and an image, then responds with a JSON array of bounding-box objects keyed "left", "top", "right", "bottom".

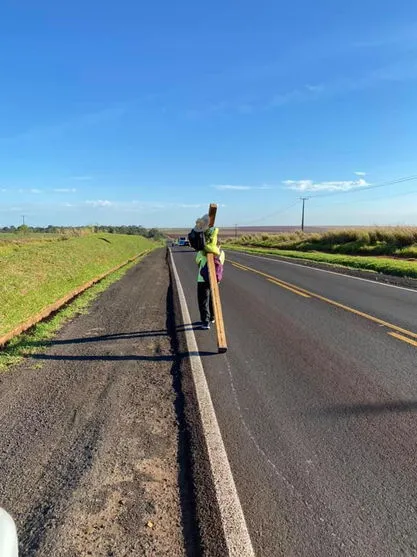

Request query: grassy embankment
[
  {"left": 0, "top": 234, "right": 158, "bottom": 366},
  {"left": 225, "top": 228, "right": 417, "bottom": 278}
]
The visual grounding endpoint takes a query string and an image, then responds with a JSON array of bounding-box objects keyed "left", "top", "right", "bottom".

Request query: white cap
[{"left": 194, "top": 214, "right": 210, "bottom": 232}]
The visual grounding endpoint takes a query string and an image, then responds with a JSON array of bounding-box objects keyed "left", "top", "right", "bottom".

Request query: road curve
[{"left": 171, "top": 246, "right": 417, "bottom": 557}]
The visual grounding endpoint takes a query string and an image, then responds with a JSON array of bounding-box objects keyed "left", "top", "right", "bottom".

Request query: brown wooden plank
[
  {"left": 207, "top": 253, "right": 227, "bottom": 353},
  {"left": 207, "top": 202, "right": 227, "bottom": 353},
  {"left": 208, "top": 203, "right": 217, "bottom": 227}
]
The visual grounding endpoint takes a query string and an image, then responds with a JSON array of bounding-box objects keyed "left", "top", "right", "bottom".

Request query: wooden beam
[
  {"left": 208, "top": 203, "right": 217, "bottom": 227},
  {"left": 207, "top": 203, "right": 228, "bottom": 353}
]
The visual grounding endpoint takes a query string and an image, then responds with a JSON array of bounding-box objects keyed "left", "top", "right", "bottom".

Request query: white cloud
[
  {"left": 85, "top": 199, "right": 113, "bottom": 208},
  {"left": 0, "top": 188, "right": 7, "bottom": 193},
  {"left": 213, "top": 185, "right": 252, "bottom": 191},
  {"left": 213, "top": 184, "right": 274, "bottom": 191},
  {"left": 305, "top": 84, "right": 325, "bottom": 93},
  {"left": 354, "top": 171, "right": 367, "bottom": 176},
  {"left": 17, "top": 188, "right": 42, "bottom": 194},
  {"left": 53, "top": 188, "right": 77, "bottom": 193},
  {"left": 283, "top": 178, "right": 370, "bottom": 192}
]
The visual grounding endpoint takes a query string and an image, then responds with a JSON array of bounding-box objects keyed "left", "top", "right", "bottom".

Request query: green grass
[
  {"left": 0, "top": 233, "right": 158, "bottom": 337},
  {"left": 0, "top": 233, "right": 68, "bottom": 256},
  {"left": 0, "top": 258, "right": 143, "bottom": 370},
  {"left": 0, "top": 232, "right": 63, "bottom": 243},
  {"left": 225, "top": 245, "right": 417, "bottom": 279},
  {"left": 227, "top": 227, "right": 417, "bottom": 258}
]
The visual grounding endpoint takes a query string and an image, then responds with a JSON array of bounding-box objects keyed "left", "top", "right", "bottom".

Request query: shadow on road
[
  {"left": 30, "top": 350, "right": 216, "bottom": 362},
  {"left": 313, "top": 400, "right": 417, "bottom": 417},
  {"left": 21, "top": 323, "right": 203, "bottom": 348}
]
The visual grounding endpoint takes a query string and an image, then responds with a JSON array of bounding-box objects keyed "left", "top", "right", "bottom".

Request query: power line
[
  {"left": 311, "top": 188, "right": 417, "bottom": 209},
  {"left": 228, "top": 173, "right": 417, "bottom": 228},
  {"left": 309, "top": 174, "right": 417, "bottom": 200},
  {"left": 237, "top": 201, "right": 300, "bottom": 226}
]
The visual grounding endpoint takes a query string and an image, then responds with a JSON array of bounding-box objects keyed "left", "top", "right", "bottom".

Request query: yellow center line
[
  {"left": 231, "top": 262, "right": 248, "bottom": 271},
  {"left": 230, "top": 259, "right": 417, "bottom": 341},
  {"left": 233, "top": 261, "right": 309, "bottom": 297},
  {"left": 388, "top": 332, "right": 417, "bottom": 348},
  {"left": 268, "top": 278, "right": 311, "bottom": 298}
]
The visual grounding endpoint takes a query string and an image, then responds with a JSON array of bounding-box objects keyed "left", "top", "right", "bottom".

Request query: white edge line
[
  {"left": 169, "top": 249, "right": 255, "bottom": 557},
  {"left": 228, "top": 250, "right": 417, "bottom": 294}
]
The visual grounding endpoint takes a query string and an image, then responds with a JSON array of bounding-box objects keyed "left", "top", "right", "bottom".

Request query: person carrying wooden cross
[{"left": 193, "top": 214, "right": 225, "bottom": 330}]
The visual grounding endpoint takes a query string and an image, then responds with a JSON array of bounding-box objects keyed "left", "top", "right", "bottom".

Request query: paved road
[
  {"left": 171, "top": 246, "right": 417, "bottom": 557},
  {"left": 0, "top": 250, "right": 190, "bottom": 556}
]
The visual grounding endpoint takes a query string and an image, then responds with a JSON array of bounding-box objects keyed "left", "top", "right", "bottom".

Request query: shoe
[
  {"left": 200, "top": 322, "right": 210, "bottom": 330},
  {"left": 210, "top": 319, "right": 215, "bottom": 324}
]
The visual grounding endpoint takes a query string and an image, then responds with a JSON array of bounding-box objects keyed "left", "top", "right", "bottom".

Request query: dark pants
[{"left": 197, "top": 281, "right": 214, "bottom": 323}]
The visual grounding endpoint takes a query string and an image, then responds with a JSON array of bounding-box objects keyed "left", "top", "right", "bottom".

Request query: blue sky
[{"left": 1, "top": 1, "right": 417, "bottom": 228}]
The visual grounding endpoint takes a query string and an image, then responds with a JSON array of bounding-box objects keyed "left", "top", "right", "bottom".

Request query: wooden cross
[{"left": 207, "top": 203, "right": 228, "bottom": 353}]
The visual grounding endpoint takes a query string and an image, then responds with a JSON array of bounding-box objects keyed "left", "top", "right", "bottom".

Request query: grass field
[
  {"left": 225, "top": 228, "right": 417, "bottom": 279},
  {"left": 0, "top": 258, "right": 143, "bottom": 369},
  {"left": 0, "top": 233, "right": 69, "bottom": 255},
  {"left": 0, "top": 233, "right": 157, "bottom": 337},
  {"left": 227, "top": 227, "right": 417, "bottom": 257},
  {"left": 225, "top": 245, "right": 417, "bottom": 278},
  {"left": 163, "top": 225, "right": 328, "bottom": 241}
]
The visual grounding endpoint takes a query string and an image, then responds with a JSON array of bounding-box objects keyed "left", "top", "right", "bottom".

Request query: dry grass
[
  {"left": 227, "top": 227, "right": 417, "bottom": 258},
  {"left": 226, "top": 227, "right": 417, "bottom": 278}
]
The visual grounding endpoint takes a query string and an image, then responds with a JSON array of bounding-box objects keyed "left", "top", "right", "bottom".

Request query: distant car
[{"left": 178, "top": 236, "right": 190, "bottom": 247}]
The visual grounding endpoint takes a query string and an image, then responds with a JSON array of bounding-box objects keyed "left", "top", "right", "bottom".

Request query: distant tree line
[{"left": 0, "top": 224, "right": 164, "bottom": 240}]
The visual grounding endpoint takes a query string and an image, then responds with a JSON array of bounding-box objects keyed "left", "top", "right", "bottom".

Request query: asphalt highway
[{"left": 172, "top": 246, "right": 417, "bottom": 557}]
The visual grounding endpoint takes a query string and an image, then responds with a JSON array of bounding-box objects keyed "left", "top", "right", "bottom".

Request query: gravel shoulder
[{"left": 0, "top": 248, "right": 195, "bottom": 556}]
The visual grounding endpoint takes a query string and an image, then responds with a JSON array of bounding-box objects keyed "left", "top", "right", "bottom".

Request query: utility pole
[
  {"left": 300, "top": 198, "right": 309, "bottom": 232},
  {"left": 22, "top": 215, "right": 25, "bottom": 226},
  {"left": 235, "top": 224, "right": 238, "bottom": 239}
]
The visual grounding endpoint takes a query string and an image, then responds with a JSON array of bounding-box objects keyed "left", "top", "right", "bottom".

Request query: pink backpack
[{"left": 201, "top": 256, "right": 223, "bottom": 283}]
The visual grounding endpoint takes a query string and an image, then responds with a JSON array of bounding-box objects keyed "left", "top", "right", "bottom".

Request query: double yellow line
[
  {"left": 230, "top": 260, "right": 417, "bottom": 348},
  {"left": 233, "top": 261, "right": 310, "bottom": 298}
]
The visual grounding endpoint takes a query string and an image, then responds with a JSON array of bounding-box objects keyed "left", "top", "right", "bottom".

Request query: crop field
[{"left": 163, "top": 225, "right": 330, "bottom": 241}]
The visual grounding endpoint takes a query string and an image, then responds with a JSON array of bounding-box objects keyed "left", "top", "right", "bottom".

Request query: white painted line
[
  {"left": 229, "top": 251, "right": 417, "bottom": 294},
  {"left": 169, "top": 249, "right": 255, "bottom": 557}
]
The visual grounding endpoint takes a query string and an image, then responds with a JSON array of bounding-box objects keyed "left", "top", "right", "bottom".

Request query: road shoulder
[{"left": 0, "top": 248, "right": 193, "bottom": 556}]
